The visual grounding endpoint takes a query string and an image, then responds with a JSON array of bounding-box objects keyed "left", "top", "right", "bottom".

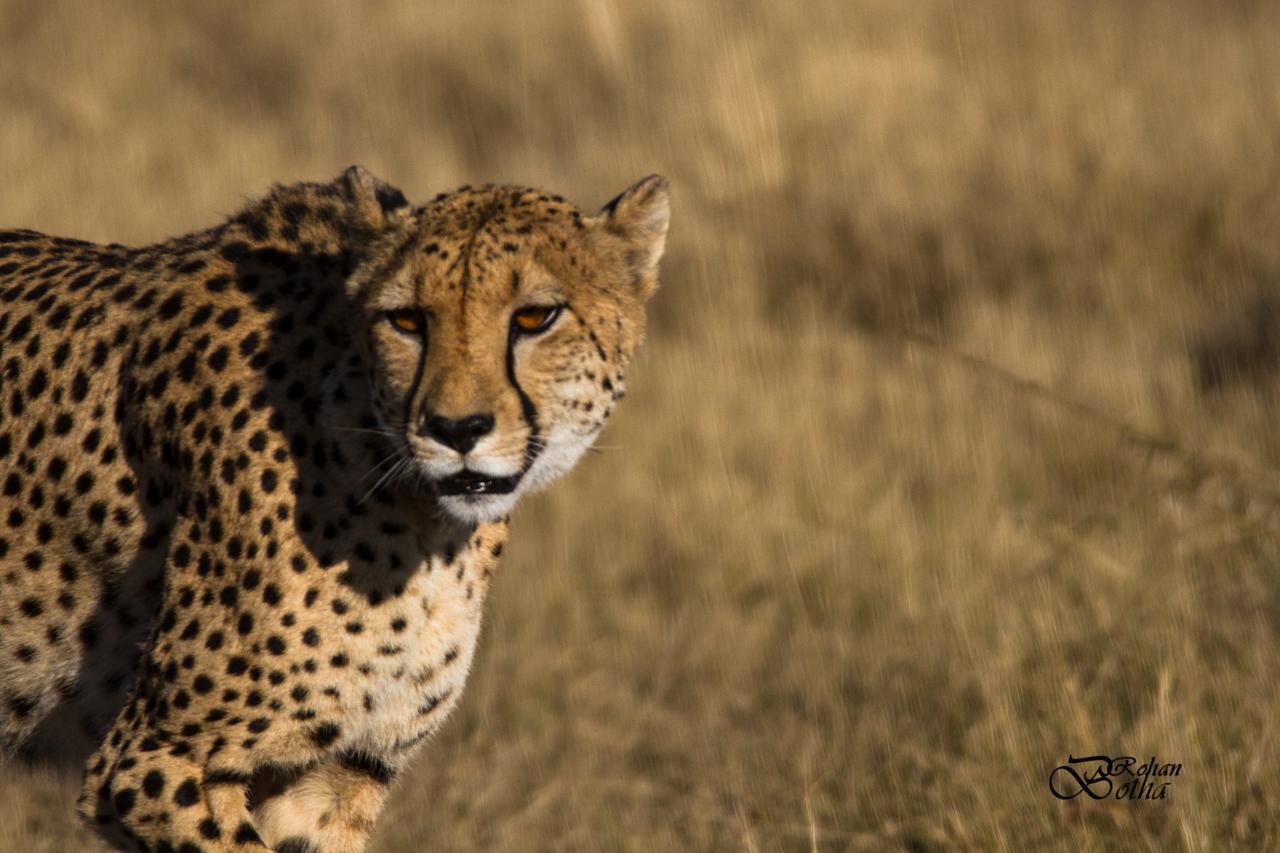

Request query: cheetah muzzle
[{"left": 0, "top": 165, "right": 669, "bottom": 853}]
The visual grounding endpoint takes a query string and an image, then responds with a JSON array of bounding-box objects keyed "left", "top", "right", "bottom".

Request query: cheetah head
[{"left": 344, "top": 167, "right": 669, "bottom": 523}]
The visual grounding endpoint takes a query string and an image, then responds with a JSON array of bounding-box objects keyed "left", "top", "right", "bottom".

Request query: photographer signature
[{"left": 1049, "top": 754, "right": 1182, "bottom": 801}]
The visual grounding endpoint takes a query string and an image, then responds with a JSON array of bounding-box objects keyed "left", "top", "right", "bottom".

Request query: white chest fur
[{"left": 334, "top": 546, "right": 492, "bottom": 757}]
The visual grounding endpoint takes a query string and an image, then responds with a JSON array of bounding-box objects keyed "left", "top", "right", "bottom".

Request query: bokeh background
[{"left": 3, "top": 0, "right": 1280, "bottom": 849}]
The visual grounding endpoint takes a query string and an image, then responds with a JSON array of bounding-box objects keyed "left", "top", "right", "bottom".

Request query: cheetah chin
[
  {"left": 431, "top": 470, "right": 521, "bottom": 523},
  {"left": 430, "top": 421, "right": 602, "bottom": 524}
]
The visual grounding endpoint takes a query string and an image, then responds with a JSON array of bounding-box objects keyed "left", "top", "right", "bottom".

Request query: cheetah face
[{"left": 347, "top": 174, "right": 669, "bottom": 523}]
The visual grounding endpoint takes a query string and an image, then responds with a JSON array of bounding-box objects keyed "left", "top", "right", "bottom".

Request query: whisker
[
  {"left": 359, "top": 448, "right": 406, "bottom": 485},
  {"left": 359, "top": 456, "right": 414, "bottom": 505},
  {"left": 336, "top": 426, "right": 402, "bottom": 438}
]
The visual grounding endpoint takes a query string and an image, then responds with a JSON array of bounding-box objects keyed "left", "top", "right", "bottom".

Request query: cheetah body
[{"left": 0, "top": 166, "right": 669, "bottom": 852}]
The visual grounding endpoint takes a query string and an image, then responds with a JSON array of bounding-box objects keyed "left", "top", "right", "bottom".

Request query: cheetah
[{"left": 0, "top": 165, "right": 670, "bottom": 851}]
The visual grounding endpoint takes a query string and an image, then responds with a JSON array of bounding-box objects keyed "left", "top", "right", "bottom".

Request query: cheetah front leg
[
  {"left": 76, "top": 639, "right": 272, "bottom": 852},
  {"left": 252, "top": 751, "right": 399, "bottom": 853},
  {"left": 78, "top": 723, "right": 271, "bottom": 851}
]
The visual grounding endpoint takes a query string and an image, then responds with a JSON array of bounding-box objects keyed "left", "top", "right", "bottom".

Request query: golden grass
[{"left": 3, "top": 0, "right": 1280, "bottom": 849}]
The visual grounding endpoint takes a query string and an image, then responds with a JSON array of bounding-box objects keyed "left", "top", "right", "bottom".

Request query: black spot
[
  {"left": 70, "top": 371, "right": 89, "bottom": 402},
  {"left": 172, "top": 777, "right": 200, "bottom": 807},
  {"left": 220, "top": 241, "right": 249, "bottom": 262},
  {"left": 157, "top": 293, "right": 184, "bottom": 319},
  {"left": 112, "top": 787, "right": 137, "bottom": 816},
  {"left": 375, "top": 184, "right": 409, "bottom": 213},
  {"left": 198, "top": 817, "right": 222, "bottom": 840},
  {"left": 142, "top": 770, "right": 166, "bottom": 798},
  {"left": 338, "top": 749, "right": 396, "bottom": 784},
  {"left": 309, "top": 722, "right": 341, "bottom": 748},
  {"left": 239, "top": 332, "right": 260, "bottom": 357},
  {"left": 8, "top": 693, "right": 38, "bottom": 716},
  {"left": 234, "top": 823, "right": 263, "bottom": 845},
  {"left": 208, "top": 346, "right": 229, "bottom": 372}
]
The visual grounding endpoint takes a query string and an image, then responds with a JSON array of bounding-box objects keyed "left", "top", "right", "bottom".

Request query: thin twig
[{"left": 900, "top": 328, "right": 1280, "bottom": 495}]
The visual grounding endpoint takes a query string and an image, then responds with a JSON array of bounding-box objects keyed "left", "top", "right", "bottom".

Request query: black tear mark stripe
[
  {"left": 402, "top": 249, "right": 431, "bottom": 428},
  {"left": 506, "top": 325, "right": 542, "bottom": 471},
  {"left": 402, "top": 330, "right": 429, "bottom": 429}
]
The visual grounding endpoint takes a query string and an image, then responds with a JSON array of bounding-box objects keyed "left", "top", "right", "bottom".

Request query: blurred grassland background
[{"left": 2, "top": 0, "right": 1280, "bottom": 849}]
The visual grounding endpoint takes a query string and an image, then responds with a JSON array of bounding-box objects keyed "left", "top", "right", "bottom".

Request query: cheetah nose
[{"left": 421, "top": 413, "right": 495, "bottom": 455}]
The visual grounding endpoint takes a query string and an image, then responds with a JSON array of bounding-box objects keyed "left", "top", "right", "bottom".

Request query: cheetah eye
[
  {"left": 385, "top": 309, "right": 425, "bottom": 336},
  {"left": 511, "top": 305, "right": 562, "bottom": 335}
]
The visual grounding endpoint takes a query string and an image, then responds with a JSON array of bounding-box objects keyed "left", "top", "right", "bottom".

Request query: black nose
[{"left": 422, "top": 413, "right": 495, "bottom": 454}]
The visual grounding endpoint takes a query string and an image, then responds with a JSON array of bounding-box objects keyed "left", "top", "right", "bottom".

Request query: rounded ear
[
  {"left": 596, "top": 174, "right": 670, "bottom": 299},
  {"left": 339, "top": 165, "right": 412, "bottom": 229}
]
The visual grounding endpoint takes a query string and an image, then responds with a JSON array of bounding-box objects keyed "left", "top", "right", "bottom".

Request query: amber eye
[
  {"left": 512, "top": 305, "right": 561, "bottom": 335},
  {"left": 386, "top": 309, "right": 424, "bottom": 335}
]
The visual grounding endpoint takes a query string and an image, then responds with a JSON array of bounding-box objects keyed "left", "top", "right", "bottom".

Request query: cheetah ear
[
  {"left": 339, "top": 165, "right": 412, "bottom": 229},
  {"left": 596, "top": 174, "right": 670, "bottom": 299}
]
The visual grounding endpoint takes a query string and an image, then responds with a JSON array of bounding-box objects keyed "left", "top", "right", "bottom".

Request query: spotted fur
[{"left": 0, "top": 166, "right": 669, "bottom": 851}]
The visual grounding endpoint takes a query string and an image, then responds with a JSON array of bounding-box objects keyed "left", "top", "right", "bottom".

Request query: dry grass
[{"left": 3, "top": 0, "right": 1280, "bottom": 849}]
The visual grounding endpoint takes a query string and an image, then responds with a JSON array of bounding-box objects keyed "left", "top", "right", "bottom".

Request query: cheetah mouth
[{"left": 434, "top": 470, "right": 520, "bottom": 497}]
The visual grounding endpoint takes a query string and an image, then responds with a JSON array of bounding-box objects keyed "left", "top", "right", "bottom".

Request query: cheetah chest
[{"left": 330, "top": 549, "right": 491, "bottom": 755}]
